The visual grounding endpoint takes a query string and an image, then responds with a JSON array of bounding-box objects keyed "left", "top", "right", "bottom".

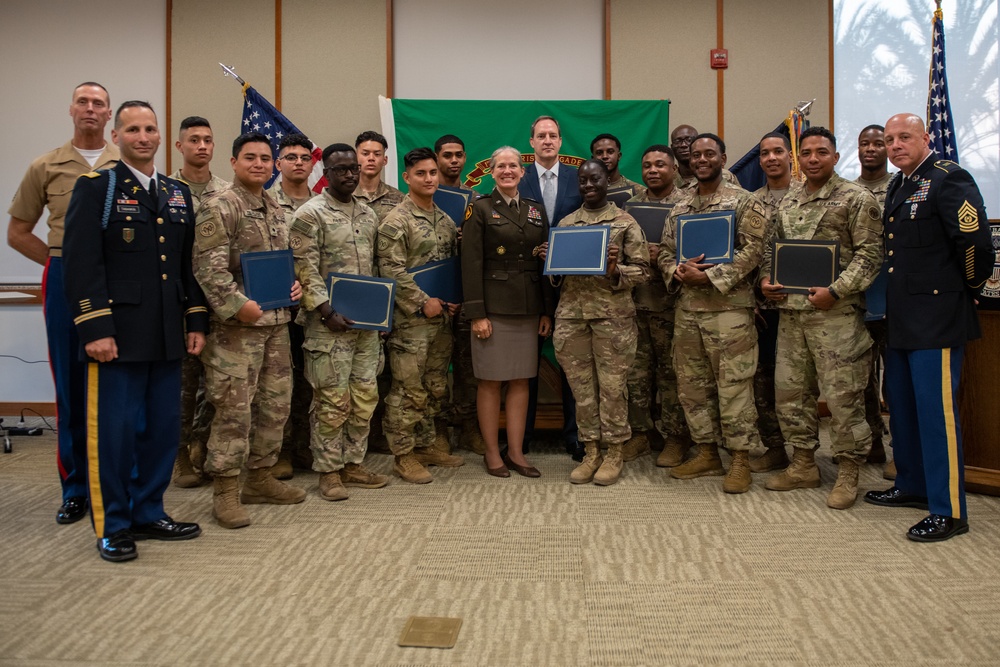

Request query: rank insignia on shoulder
[
  {"left": 82, "top": 171, "right": 101, "bottom": 179},
  {"left": 497, "top": 245, "right": 506, "bottom": 255},
  {"left": 958, "top": 200, "right": 980, "bottom": 232},
  {"left": 934, "top": 160, "right": 960, "bottom": 172}
]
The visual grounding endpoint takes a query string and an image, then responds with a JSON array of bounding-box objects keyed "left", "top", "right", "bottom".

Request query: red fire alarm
[{"left": 711, "top": 48, "right": 729, "bottom": 69}]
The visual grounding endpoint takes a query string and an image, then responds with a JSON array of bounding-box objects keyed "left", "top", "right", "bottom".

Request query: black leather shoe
[
  {"left": 907, "top": 514, "right": 969, "bottom": 542},
  {"left": 97, "top": 531, "right": 137, "bottom": 562},
  {"left": 56, "top": 496, "right": 89, "bottom": 524},
  {"left": 863, "top": 487, "right": 929, "bottom": 510},
  {"left": 131, "top": 517, "right": 202, "bottom": 541}
]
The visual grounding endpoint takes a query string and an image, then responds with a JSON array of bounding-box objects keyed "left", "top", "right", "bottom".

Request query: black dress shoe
[
  {"left": 56, "top": 496, "right": 89, "bottom": 524},
  {"left": 907, "top": 514, "right": 969, "bottom": 542},
  {"left": 97, "top": 531, "right": 137, "bottom": 562},
  {"left": 131, "top": 517, "right": 202, "bottom": 541},
  {"left": 863, "top": 487, "right": 929, "bottom": 510}
]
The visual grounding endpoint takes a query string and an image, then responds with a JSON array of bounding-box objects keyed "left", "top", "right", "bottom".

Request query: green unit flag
[{"left": 380, "top": 97, "right": 670, "bottom": 194}]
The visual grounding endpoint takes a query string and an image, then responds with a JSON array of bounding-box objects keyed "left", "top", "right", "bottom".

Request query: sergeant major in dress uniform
[{"left": 864, "top": 113, "right": 993, "bottom": 542}]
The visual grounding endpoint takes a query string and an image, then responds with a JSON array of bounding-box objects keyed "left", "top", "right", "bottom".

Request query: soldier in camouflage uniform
[
  {"left": 555, "top": 159, "right": 651, "bottom": 486},
  {"left": 170, "top": 116, "right": 230, "bottom": 487},
  {"left": 621, "top": 145, "right": 692, "bottom": 467},
  {"left": 748, "top": 132, "right": 797, "bottom": 474},
  {"left": 855, "top": 124, "right": 894, "bottom": 479},
  {"left": 290, "top": 143, "right": 390, "bottom": 500},
  {"left": 761, "top": 127, "right": 883, "bottom": 509},
  {"left": 376, "top": 147, "right": 465, "bottom": 484},
  {"left": 354, "top": 130, "right": 405, "bottom": 455},
  {"left": 435, "top": 134, "right": 484, "bottom": 455},
  {"left": 267, "top": 133, "right": 317, "bottom": 479},
  {"left": 659, "top": 133, "right": 771, "bottom": 494},
  {"left": 591, "top": 133, "right": 645, "bottom": 197},
  {"left": 193, "top": 132, "right": 307, "bottom": 529},
  {"left": 670, "top": 124, "right": 739, "bottom": 191}
]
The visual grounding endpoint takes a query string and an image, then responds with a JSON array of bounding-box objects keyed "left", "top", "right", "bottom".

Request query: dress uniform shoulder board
[
  {"left": 474, "top": 193, "right": 491, "bottom": 201},
  {"left": 934, "top": 160, "right": 960, "bottom": 173},
  {"left": 521, "top": 196, "right": 541, "bottom": 205}
]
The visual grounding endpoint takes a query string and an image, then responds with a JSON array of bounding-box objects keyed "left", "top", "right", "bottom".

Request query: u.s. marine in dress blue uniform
[
  {"left": 63, "top": 160, "right": 208, "bottom": 558},
  {"left": 865, "top": 125, "right": 992, "bottom": 540}
]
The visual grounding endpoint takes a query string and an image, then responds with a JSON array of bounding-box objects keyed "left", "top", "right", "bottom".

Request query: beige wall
[
  {"left": 611, "top": 0, "right": 831, "bottom": 159},
  {"left": 169, "top": 0, "right": 831, "bottom": 175}
]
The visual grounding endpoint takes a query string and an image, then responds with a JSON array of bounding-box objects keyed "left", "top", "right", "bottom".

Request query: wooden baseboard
[
  {"left": 965, "top": 466, "right": 1000, "bottom": 496},
  {"left": 0, "top": 402, "right": 56, "bottom": 418}
]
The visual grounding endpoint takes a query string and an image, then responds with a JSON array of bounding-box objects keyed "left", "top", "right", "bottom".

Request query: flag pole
[{"left": 219, "top": 63, "right": 248, "bottom": 91}]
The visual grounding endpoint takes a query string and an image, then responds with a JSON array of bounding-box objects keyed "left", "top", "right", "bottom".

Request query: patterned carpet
[{"left": 2, "top": 419, "right": 999, "bottom": 666}]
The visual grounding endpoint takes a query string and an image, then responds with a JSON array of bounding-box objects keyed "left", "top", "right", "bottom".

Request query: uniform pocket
[{"left": 201, "top": 342, "right": 249, "bottom": 380}]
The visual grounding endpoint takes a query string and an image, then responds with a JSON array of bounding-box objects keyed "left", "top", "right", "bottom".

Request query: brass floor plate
[{"left": 398, "top": 616, "right": 463, "bottom": 648}]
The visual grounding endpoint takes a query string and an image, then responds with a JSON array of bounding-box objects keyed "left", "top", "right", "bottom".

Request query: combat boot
[
  {"left": 318, "top": 471, "right": 349, "bottom": 501},
  {"left": 431, "top": 417, "right": 452, "bottom": 454},
  {"left": 172, "top": 446, "right": 202, "bottom": 488},
  {"left": 621, "top": 432, "right": 651, "bottom": 462},
  {"left": 749, "top": 446, "right": 789, "bottom": 473},
  {"left": 212, "top": 476, "right": 250, "bottom": 529},
  {"left": 656, "top": 437, "right": 691, "bottom": 468},
  {"left": 883, "top": 459, "right": 897, "bottom": 480},
  {"left": 341, "top": 462, "right": 390, "bottom": 488},
  {"left": 271, "top": 449, "right": 294, "bottom": 480},
  {"left": 394, "top": 452, "right": 433, "bottom": 484},
  {"left": 723, "top": 451, "right": 752, "bottom": 494},
  {"left": 241, "top": 468, "right": 307, "bottom": 504},
  {"left": 670, "top": 443, "right": 724, "bottom": 479},
  {"left": 594, "top": 443, "right": 624, "bottom": 486},
  {"left": 459, "top": 418, "right": 486, "bottom": 455},
  {"left": 569, "top": 442, "right": 603, "bottom": 484},
  {"left": 414, "top": 446, "right": 465, "bottom": 467},
  {"left": 765, "top": 447, "right": 821, "bottom": 491},
  {"left": 827, "top": 458, "right": 860, "bottom": 509}
]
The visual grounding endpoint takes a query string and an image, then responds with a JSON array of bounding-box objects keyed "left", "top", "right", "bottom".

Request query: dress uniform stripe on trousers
[
  {"left": 941, "top": 349, "right": 961, "bottom": 516},
  {"left": 86, "top": 363, "right": 105, "bottom": 537}
]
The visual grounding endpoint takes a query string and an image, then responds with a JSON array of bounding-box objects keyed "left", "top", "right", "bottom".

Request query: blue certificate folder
[
  {"left": 434, "top": 186, "right": 473, "bottom": 227},
  {"left": 544, "top": 225, "right": 610, "bottom": 275},
  {"left": 864, "top": 261, "right": 889, "bottom": 321},
  {"left": 240, "top": 249, "right": 298, "bottom": 310},
  {"left": 408, "top": 256, "right": 463, "bottom": 304},
  {"left": 625, "top": 202, "right": 675, "bottom": 244},
  {"left": 676, "top": 210, "right": 736, "bottom": 264},
  {"left": 326, "top": 273, "right": 396, "bottom": 331}
]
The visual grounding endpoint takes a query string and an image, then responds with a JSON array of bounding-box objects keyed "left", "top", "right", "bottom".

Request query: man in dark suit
[
  {"left": 63, "top": 101, "right": 209, "bottom": 562},
  {"left": 518, "top": 116, "right": 583, "bottom": 458},
  {"left": 863, "top": 113, "right": 992, "bottom": 542}
]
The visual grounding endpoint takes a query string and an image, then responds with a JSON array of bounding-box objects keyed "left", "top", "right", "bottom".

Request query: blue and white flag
[
  {"left": 240, "top": 85, "right": 324, "bottom": 191},
  {"left": 926, "top": 5, "right": 959, "bottom": 162}
]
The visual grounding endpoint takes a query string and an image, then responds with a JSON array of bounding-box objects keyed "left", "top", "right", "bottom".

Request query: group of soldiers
[{"left": 11, "top": 81, "right": 989, "bottom": 561}]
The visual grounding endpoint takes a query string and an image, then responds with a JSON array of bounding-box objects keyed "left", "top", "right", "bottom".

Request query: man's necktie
[
  {"left": 148, "top": 180, "right": 158, "bottom": 207},
  {"left": 541, "top": 171, "right": 556, "bottom": 222}
]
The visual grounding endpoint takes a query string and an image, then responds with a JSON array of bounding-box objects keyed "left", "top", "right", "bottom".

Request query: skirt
[{"left": 471, "top": 314, "right": 540, "bottom": 381}]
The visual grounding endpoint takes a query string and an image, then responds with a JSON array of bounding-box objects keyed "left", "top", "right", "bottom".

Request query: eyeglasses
[
  {"left": 324, "top": 164, "right": 362, "bottom": 175},
  {"left": 281, "top": 154, "right": 313, "bottom": 163}
]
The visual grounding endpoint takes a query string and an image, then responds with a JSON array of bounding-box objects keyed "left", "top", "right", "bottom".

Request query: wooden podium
[{"left": 959, "top": 310, "right": 1000, "bottom": 495}]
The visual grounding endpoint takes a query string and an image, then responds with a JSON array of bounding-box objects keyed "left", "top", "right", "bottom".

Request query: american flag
[
  {"left": 926, "top": 4, "right": 959, "bottom": 161},
  {"left": 241, "top": 85, "right": 325, "bottom": 192}
]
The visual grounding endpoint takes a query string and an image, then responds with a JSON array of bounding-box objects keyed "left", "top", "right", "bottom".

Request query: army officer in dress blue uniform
[
  {"left": 462, "top": 146, "right": 555, "bottom": 478},
  {"left": 63, "top": 101, "right": 209, "bottom": 562},
  {"left": 863, "top": 113, "right": 993, "bottom": 542}
]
